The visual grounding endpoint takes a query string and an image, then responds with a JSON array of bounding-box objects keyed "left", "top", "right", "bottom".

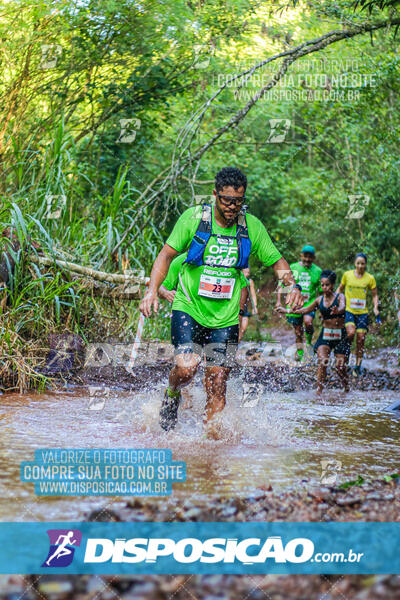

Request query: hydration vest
[{"left": 184, "top": 203, "right": 251, "bottom": 269}]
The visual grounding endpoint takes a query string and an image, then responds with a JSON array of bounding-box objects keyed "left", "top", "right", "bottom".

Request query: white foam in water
[
  {"left": 221, "top": 376, "right": 295, "bottom": 445},
  {"left": 128, "top": 375, "right": 294, "bottom": 447}
]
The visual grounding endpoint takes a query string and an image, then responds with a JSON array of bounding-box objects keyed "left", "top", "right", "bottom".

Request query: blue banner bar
[{"left": 0, "top": 522, "right": 398, "bottom": 574}]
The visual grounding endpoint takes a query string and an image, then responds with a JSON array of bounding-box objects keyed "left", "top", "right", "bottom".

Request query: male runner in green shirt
[
  {"left": 140, "top": 167, "right": 303, "bottom": 436},
  {"left": 158, "top": 252, "right": 250, "bottom": 409},
  {"left": 276, "top": 245, "right": 322, "bottom": 361}
]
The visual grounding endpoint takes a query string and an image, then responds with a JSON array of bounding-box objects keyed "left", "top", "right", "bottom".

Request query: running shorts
[
  {"left": 314, "top": 327, "right": 351, "bottom": 356},
  {"left": 345, "top": 311, "right": 369, "bottom": 332},
  {"left": 171, "top": 310, "right": 238, "bottom": 367},
  {"left": 287, "top": 311, "right": 316, "bottom": 327}
]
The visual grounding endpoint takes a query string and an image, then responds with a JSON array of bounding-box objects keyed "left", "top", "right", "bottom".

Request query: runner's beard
[{"left": 216, "top": 204, "right": 239, "bottom": 226}]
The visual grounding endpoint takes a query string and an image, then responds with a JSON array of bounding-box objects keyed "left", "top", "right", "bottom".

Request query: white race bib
[
  {"left": 198, "top": 274, "right": 235, "bottom": 299},
  {"left": 323, "top": 328, "right": 342, "bottom": 341},
  {"left": 350, "top": 298, "right": 366, "bottom": 310}
]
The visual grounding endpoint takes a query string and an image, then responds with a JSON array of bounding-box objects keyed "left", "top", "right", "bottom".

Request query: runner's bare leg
[
  {"left": 316, "top": 346, "right": 330, "bottom": 395},
  {"left": 203, "top": 366, "right": 230, "bottom": 434},
  {"left": 335, "top": 353, "right": 349, "bottom": 392},
  {"left": 294, "top": 323, "right": 304, "bottom": 352},
  {"left": 169, "top": 353, "right": 200, "bottom": 391},
  {"left": 355, "top": 331, "right": 366, "bottom": 367}
]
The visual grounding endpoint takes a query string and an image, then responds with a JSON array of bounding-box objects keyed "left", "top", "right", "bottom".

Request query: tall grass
[
  {"left": 5, "top": 121, "right": 163, "bottom": 271},
  {"left": 0, "top": 121, "right": 163, "bottom": 391}
]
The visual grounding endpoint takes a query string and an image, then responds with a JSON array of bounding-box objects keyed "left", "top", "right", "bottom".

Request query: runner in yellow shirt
[{"left": 336, "top": 253, "right": 380, "bottom": 376}]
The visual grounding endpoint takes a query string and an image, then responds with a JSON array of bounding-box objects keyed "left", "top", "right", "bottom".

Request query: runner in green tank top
[{"left": 140, "top": 167, "right": 304, "bottom": 437}]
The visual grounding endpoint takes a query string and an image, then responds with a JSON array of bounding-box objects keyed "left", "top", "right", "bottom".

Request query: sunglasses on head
[{"left": 217, "top": 193, "right": 246, "bottom": 208}]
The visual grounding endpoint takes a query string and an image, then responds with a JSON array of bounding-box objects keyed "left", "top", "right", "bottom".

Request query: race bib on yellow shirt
[
  {"left": 350, "top": 298, "right": 366, "bottom": 310},
  {"left": 198, "top": 274, "right": 235, "bottom": 299}
]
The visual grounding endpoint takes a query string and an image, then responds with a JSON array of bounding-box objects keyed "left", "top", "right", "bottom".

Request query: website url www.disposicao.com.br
[{"left": 83, "top": 536, "right": 364, "bottom": 565}]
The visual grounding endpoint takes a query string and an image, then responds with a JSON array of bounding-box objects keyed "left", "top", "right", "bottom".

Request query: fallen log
[
  {"left": 31, "top": 255, "right": 148, "bottom": 285},
  {"left": 89, "top": 280, "right": 141, "bottom": 299}
]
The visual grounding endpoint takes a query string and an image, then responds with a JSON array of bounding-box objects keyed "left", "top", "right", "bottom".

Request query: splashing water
[{"left": 0, "top": 370, "right": 399, "bottom": 520}]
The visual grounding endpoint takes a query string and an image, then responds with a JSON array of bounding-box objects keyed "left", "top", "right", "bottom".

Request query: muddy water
[{"left": 0, "top": 374, "right": 399, "bottom": 521}]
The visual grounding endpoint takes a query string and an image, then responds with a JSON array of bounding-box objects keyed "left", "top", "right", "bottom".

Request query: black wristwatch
[
  {"left": 292, "top": 283, "right": 302, "bottom": 292},
  {"left": 239, "top": 309, "right": 245, "bottom": 316}
]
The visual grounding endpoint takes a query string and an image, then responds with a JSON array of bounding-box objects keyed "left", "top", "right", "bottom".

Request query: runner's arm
[
  {"left": 337, "top": 293, "right": 346, "bottom": 313},
  {"left": 248, "top": 216, "right": 302, "bottom": 310},
  {"left": 272, "top": 258, "right": 303, "bottom": 311},
  {"left": 240, "top": 285, "right": 249, "bottom": 312},
  {"left": 140, "top": 244, "right": 178, "bottom": 316},
  {"left": 294, "top": 296, "right": 320, "bottom": 315},
  {"left": 277, "top": 296, "right": 319, "bottom": 315},
  {"left": 336, "top": 283, "right": 344, "bottom": 294},
  {"left": 371, "top": 286, "right": 379, "bottom": 316},
  {"left": 249, "top": 279, "right": 258, "bottom": 314},
  {"left": 276, "top": 284, "right": 283, "bottom": 309},
  {"left": 158, "top": 285, "right": 176, "bottom": 303},
  {"left": 238, "top": 283, "right": 249, "bottom": 333}
]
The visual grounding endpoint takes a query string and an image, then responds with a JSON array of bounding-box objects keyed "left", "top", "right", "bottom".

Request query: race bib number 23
[{"left": 198, "top": 274, "right": 235, "bottom": 299}]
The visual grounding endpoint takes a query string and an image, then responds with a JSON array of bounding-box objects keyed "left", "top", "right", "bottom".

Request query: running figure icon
[{"left": 45, "top": 531, "right": 77, "bottom": 566}]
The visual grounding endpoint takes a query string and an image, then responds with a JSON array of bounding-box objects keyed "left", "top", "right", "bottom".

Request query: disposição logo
[{"left": 42, "top": 529, "right": 82, "bottom": 567}]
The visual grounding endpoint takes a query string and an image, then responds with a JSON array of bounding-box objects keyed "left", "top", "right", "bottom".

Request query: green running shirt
[
  {"left": 163, "top": 253, "right": 187, "bottom": 291},
  {"left": 287, "top": 261, "right": 322, "bottom": 318},
  {"left": 163, "top": 251, "right": 249, "bottom": 294},
  {"left": 165, "top": 204, "right": 281, "bottom": 328}
]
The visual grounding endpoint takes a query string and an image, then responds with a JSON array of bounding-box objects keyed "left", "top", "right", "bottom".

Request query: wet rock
[
  {"left": 245, "top": 489, "right": 266, "bottom": 502},
  {"left": 37, "top": 579, "right": 73, "bottom": 599},
  {"left": 87, "top": 507, "right": 121, "bottom": 521},
  {"left": 0, "top": 575, "right": 32, "bottom": 600},
  {"left": 308, "top": 487, "right": 331, "bottom": 501},
  {"left": 97, "top": 590, "right": 120, "bottom": 600},
  {"left": 42, "top": 333, "right": 85, "bottom": 375},
  {"left": 383, "top": 494, "right": 395, "bottom": 500},
  {"left": 159, "top": 575, "right": 187, "bottom": 593},
  {"left": 126, "top": 498, "right": 144, "bottom": 509},
  {"left": 184, "top": 507, "right": 212, "bottom": 521},
  {"left": 86, "top": 575, "right": 107, "bottom": 594},
  {"left": 231, "top": 497, "right": 250, "bottom": 512},
  {"left": 365, "top": 492, "right": 393, "bottom": 501},
  {"left": 335, "top": 496, "right": 363, "bottom": 507},
  {"left": 219, "top": 505, "right": 237, "bottom": 518},
  {"left": 122, "top": 581, "right": 159, "bottom": 599}
]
